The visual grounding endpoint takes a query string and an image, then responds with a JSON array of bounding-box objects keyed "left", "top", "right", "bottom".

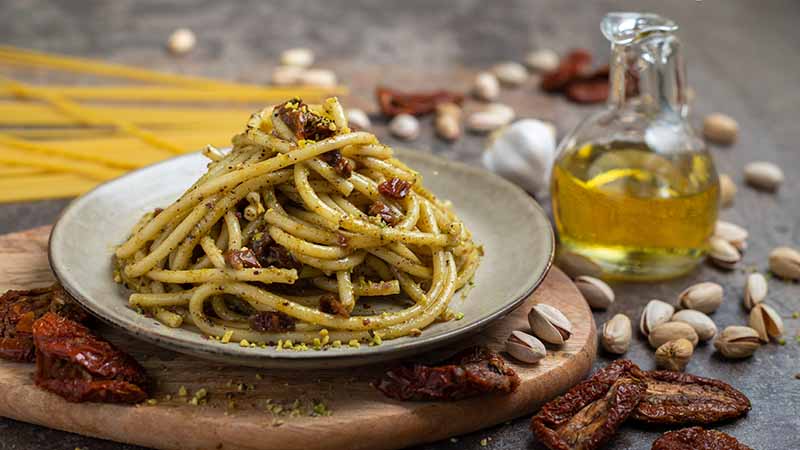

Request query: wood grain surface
[{"left": 0, "top": 225, "right": 596, "bottom": 450}]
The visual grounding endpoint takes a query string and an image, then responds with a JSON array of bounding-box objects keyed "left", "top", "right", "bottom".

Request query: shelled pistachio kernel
[
  {"left": 525, "top": 49, "right": 560, "bottom": 73},
  {"left": 744, "top": 161, "right": 784, "bottom": 191},
  {"left": 640, "top": 299, "right": 675, "bottom": 337},
  {"left": 744, "top": 272, "right": 767, "bottom": 310},
  {"left": 702, "top": 113, "right": 738, "bottom": 145},
  {"left": 505, "top": 330, "right": 546, "bottom": 363},
  {"left": 768, "top": 246, "right": 800, "bottom": 280},
  {"left": 707, "top": 237, "right": 741, "bottom": 270},
  {"left": 671, "top": 309, "right": 717, "bottom": 341},
  {"left": 601, "top": 314, "right": 631, "bottom": 355},
  {"left": 280, "top": 47, "right": 314, "bottom": 68},
  {"left": 528, "top": 303, "right": 572, "bottom": 345},
  {"left": 467, "top": 103, "right": 515, "bottom": 132},
  {"left": 491, "top": 62, "right": 528, "bottom": 86},
  {"left": 714, "top": 326, "right": 760, "bottom": 359},
  {"left": 655, "top": 338, "right": 694, "bottom": 371},
  {"left": 473, "top": 72, "right": 500, "bottom": 101},
  {"left": 749, "top": 303, "right": 784, "bottom": 343},
  {"left": 648, "top": 321, "right": 699, "bottom": 349},
  {"left": 678, "top": 282, "right": 724, "bottom": 314},
  {"left": 719, "top": 174, "right": 737, "bottom": 207},
  {"left": 574, "top": 276, "right": 614, "bottom": 310},
  {"left": 388, "top": 114, "right": 420, "bottom": 140},
  {"left": 345, "top": 108, "right": 371, "bottom": 130},
  {"left": 167, "top": 28, "right": 196, "bottom": 55}
]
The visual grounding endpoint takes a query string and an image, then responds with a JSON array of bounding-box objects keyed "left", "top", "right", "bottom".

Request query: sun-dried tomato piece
[
  {"left": 319, "top": 149, "right": 354, "bottom": 178},
  {"left": 376, "top": 86, "right": 464, "bottom": 117},
  {"left": 378, "top": 178, "right": 412, "bottom": 199},
  {"left": 0, "top": 284, "right": 87, "bottom": 362},
  {"left": 651, "top": 427, "right": 752, "bottom": 450},
  {"left": 530, "top": 359, "right": 647, "bottom": 450},
  {"left": 251, "top": 232, "right": 302, "bottom": 271},
  {"left": 273, "top": 98, "right": 337, "bottom": 141},
  {"left": 565, "top": 78, "right": 610, "bottom": 104},
  {"left": 632, "top": 370, "right": 751, "bottom": 425},
  {"left": 250, "top": 311, "right": 296, "bottom": 332},
  {"left": 541, "top": 49, "right": 594, "bottom": 92},
  {"left": 368, "top": 201, "right": 400, "bottom": 226},
  {"left": 224, "top": 247, "right": 262, "bottom": 270},
  {"left": 32, "top": 312, "right": 147, "bottom": 403},
  {"left": 319, "top": 294, "right": 349, "bottom": 318},
  {"left": 375, "top": 346, "right": 520, "bottom": 401}
]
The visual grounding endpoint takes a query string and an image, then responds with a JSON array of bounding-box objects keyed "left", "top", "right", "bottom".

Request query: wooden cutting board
[{"left": 0, "top": 226, "right": 596, "bottom": 450}]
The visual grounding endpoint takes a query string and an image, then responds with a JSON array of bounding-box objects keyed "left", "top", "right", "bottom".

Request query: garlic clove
[{"left": 481, "top": 119, "right": 556, "bottom": 198}]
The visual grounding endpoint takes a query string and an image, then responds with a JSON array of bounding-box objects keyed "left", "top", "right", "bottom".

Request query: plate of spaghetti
[{"left": 49, "top": 97, "right": 553, "bottom": 368}]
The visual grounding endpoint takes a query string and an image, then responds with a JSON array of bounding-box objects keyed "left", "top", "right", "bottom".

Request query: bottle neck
[{"left": 608, "top": 35, "right": 688, "bottom": 118}]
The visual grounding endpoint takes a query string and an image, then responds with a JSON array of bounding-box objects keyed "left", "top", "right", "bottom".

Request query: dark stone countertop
[{"left": 1, "top": 1, "right": 799, "bottom": 449}]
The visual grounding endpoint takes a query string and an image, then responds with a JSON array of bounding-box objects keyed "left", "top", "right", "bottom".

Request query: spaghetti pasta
[{"left": 115, "top": 97, "right": 482, "bottom": 345}]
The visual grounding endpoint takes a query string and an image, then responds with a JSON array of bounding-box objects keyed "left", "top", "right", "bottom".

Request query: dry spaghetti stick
[
  {"left": 1, "top": 77, "right": 186, "bottom": 154},
  {"left": 0, "top": 145, "right": 123, "bottom": 180},
  {"left": 0, "top": 46, "right": 347, "bottom": 95},
  {"left": 0, "top": 134, "right": 142, "bottom": 169}
]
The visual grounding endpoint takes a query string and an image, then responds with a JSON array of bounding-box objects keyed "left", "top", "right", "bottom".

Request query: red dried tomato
[
  {"left": 375, "top": 346, "right": 520, "bottom": 401},
  {"left": 319, "top": 294, "right": 349, "bottom": 318},
  {"left": 632, "top": 370, "right": 751, "bottom": 425},
  {"left": 251, "top": 232, "right": 302, "bottom": 271},
  {"left": 540, "top": 49, "right": 594, "bottom": 92},
  {"left": 378, "top": 178, "right": 412, "bottom": 199},
  {"left": 652, "top": 427, "right": 752, "bottom": 450},
  {"left": 224, "top": 247, "right": 262, "bottom": 270},
  {"left": 32, "top": 312, "right": 148, "bottom": 403},
  {"left": 0, "top": 284, "right": 87, "bottom": 362},
  {"left": 530, "top": 359, "right": 647, "bottom": 450},
  {"left": 376, "top": 86, "right": 464, "bottom": 117},
  {"left": 273, "top": 98, "right": 337, "bottom": 141},
  {"left": 249, "top": 311, "right": 296, "bottom": 332},
  {"left": 319, "top": 149, "right": 354, "bottom": 178},
  {"left": 368, "top": 201, "right": 400, "bottom": 226}
]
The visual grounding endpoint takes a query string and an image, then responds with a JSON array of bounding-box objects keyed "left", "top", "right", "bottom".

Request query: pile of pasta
[{"left": 115, "top": 97, "right": 482, "bottom": 347}]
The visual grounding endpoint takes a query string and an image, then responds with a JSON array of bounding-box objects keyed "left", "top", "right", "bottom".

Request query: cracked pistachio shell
[
  {"left": 768, "top": 247, "right": 800, "bottom": 280},
  {"left": 713, "top": 221, "right": 748, "bottom": 251},
  {"left": 744, "top": 272, "right": 768, "bottom": 310},
  {"left": 719, "top": 174, "right": 736, "bottom": 208},
  {"left": 601, "top": 314, "right": 632, "bottom": 355},
  {"left": 506, "top": 330, "right": 546, "bottom": 363},
  {"left": 655, "top": 338, "right": 694, "bottom": 372},
  {"left": 749, "top": 303, "right": 784, "bottom": 343},
  {"left": 707, "top": 237, "right": 741, "bottom": 270},
  {"left": 678, "top": 282, "right": 724, "bottom": 314},
  {"left": 648, "top": 321, "right": 699, "bottom": 349},
  {"left": 528, "top": 303, "right": 572, "bottom": 345},
  {"left": 744, "top": 161, "right": 783, "bottom": 191},
  {"left": 671, "top": 309, "right": 718, "bottom": 341},
  {"left": 575, "top": 276, "right": 615, "bottom": 310},
  {"left": 714, "top": 326, "right": 761, "bottom": 359},
  {"left": 640, "top": 299, "right": 675, "bottom": 336}
]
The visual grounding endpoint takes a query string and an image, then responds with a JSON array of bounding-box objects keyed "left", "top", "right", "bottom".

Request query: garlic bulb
[{"left": 481, "top": 119, "right": 556, "bottom": 198}]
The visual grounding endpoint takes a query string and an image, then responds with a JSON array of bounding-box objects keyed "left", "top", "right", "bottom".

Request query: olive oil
[{"left": 552, "top": 141, "right": 719, "bottom": 280}]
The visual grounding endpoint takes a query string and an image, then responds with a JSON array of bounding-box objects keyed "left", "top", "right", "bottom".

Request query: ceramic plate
[{"left": 49, "top": 149, "right": 553, "bottom": 368}]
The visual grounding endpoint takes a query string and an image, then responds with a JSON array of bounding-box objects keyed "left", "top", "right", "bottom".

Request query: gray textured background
[{"left": 1, "top": 1, "right": 799, "bottom": 449}]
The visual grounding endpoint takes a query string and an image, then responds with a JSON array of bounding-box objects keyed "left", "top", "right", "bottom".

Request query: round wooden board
[{"left": 0, "top": 226, "right": 597, "bottom": 450}]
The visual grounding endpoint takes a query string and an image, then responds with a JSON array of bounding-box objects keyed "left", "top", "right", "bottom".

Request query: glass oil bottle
[{"left": 551, "top": 13, "right": 719, "bottom": 281}]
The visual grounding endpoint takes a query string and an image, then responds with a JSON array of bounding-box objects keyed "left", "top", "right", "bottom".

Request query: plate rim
[{"left": 49, "top": 148, "right": 554, "bottom": 366}]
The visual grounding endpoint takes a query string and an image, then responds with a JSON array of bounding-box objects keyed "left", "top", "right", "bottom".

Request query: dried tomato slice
[
  {"left": 32, "top": 312, "right": 147, "bottom": 403},
  {"left": 632, "top": 370, "right": 751, "bottom": 425},
  {"left": 376, "top": 86, "right": 464, "bottom": 117},
  {"left": 375, "top": 346, "right": 520, "bottom": 401},
  {"left": 319, "top": 149, "right": 354, "bottom": 178},
  {"left": 224, "top": 247, "right": 262, "bottom": 270},
  {"left": 251, "top": 232, "right": 302, "bottom": 271},
  {"left": 368, "top": 201, "right": 400, "bottom": 226},
  {"left": 540, "top": 49, "right": 594, "bottom": 92},
  {"left": 273, "top": 98, "right": 337, "bottom": 141},
  {"left": 651, "top": 427, "right": 752, "bottom": 450},
  {"left": 378, "top": 178, "right": 412, "bottom": 199},
  {"left": 250, "top": 311, "right": 296, "bottom": 332},
  {"left": 530, "top": 359, "right": 647, "bottom": 450},
  {"left": 319, "top": 294, "right": 349, "bottom": 318},
  {"left": 0, "top": 284, "right": 87, "bottom": 362}
]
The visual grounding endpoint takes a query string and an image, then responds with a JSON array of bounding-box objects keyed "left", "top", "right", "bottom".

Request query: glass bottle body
[{"left": 551, "top": 13, "right": 719, "bottom": 281}]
